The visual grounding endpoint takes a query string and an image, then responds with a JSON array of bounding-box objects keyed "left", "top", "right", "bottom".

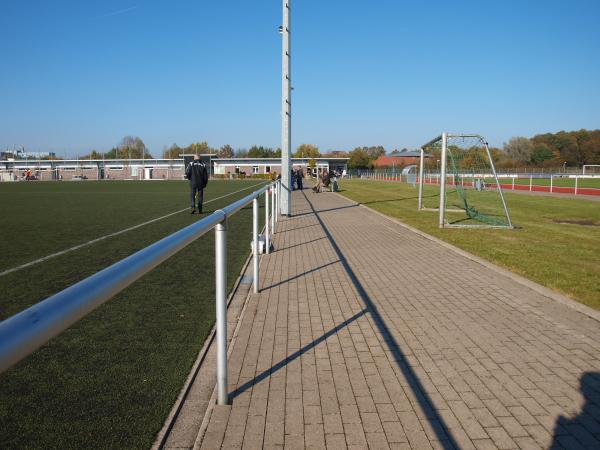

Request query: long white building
[{"left": 0, "top": 156, "right": 349, "bottom": 181}]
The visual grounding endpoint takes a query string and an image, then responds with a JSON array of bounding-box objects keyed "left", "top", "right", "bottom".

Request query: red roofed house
[{"left": 372, "top": 150, "right": 432, "bottom": 168}]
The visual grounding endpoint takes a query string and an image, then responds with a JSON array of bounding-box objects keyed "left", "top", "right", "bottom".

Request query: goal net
[{"left": 418, "top": 133, "right": 514, "bottom": 228}]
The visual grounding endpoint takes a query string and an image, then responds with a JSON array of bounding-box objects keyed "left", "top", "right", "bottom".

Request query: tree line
[
  {"left": 502, "top": 129, "right": 600, "bottom": 168},
  {"left": 65, "top": 129, "right": 600, "bottom": 170}
]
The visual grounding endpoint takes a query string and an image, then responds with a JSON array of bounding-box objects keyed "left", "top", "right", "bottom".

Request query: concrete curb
[
  {"left": 335, "top": 193, "right": 600, "bottom": 324},
  {"left": 152, "top": 226, "right": 264, "bottom": 449},
  {"left": 192, "top": 274, "right": 258, "bottom": 450}
]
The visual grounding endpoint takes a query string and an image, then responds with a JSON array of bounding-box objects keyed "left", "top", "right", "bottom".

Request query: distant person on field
[{"left": 185, "top": 154, "right": 209, "bottom": 214}]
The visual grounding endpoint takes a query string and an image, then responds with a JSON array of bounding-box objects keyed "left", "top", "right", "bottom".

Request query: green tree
[
  {"left": 247, "top": 146, "right": 279, "bottom": 158},
  {"left": 530, "top": 143, "right": 555, "bottom": 165},
  {"left": 348, "top": 148, "right": 371, "bottom": 169},
  {"left": 293, "top": 144, "right": 320, "bottom": 158}
]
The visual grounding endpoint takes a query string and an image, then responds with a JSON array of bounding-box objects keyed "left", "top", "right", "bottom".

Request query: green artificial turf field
[
  {"left": 0, "top": 179, "right": 268, "bottom": 449},
  {"left": 338, "top": 180, "right": 600, "bottom": 310}
]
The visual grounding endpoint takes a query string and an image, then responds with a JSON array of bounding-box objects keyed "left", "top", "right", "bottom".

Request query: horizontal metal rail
[{"left": 0, "top": 181, "right": 279, "bottom": 405}]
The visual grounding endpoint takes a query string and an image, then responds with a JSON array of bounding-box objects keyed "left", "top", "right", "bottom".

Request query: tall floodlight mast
[{"left": 280, "top": 0, "right": 292, "bottom": 216}]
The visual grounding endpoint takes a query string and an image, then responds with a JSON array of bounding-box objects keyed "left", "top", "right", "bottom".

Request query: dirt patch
[{"left": 553, "top": 219, "right": 600, "bottom": 227}]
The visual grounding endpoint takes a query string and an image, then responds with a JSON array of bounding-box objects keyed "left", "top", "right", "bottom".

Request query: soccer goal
[
  {"left": 583, "top": 165, "right": 600, "bottom": 175},
  {"left": 417, "top": 132, "right": 514, "bottom": 229}
]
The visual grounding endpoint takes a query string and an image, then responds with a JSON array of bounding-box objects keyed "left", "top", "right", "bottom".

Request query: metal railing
[{"left": 0, "top": 180, "right": 280, "bottom": 405}]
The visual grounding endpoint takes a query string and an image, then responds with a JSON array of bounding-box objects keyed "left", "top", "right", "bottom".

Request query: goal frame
[
  {"left": 582, "top": 165, "right": 600, "bottom": 175},
  {"left": 417, "top": 132, "right": 514, "bottom": 229}
]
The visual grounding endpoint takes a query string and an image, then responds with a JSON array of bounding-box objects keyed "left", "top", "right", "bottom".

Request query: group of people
[
  {"left": 290, "top": 167, "right": 304, "bottom": 191},
  {"left": 312, "top": 168, "right": 340, "bottom": 193},
  {"left": 185, "top": 155, "right": 343, "bottom": 214}
]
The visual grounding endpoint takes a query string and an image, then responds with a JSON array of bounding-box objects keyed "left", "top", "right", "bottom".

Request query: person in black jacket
[{"left": 185, "top": 155, "right": 209, "bottom": 214}]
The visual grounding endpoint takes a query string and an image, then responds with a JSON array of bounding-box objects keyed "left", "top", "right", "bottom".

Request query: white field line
[{"left": 0, "top": 182, "right": 267, "bottom": 278}]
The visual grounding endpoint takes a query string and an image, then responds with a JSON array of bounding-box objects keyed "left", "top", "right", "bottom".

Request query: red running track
[{"left": 369, "top": 176, "right": 600, "bottom": 197}]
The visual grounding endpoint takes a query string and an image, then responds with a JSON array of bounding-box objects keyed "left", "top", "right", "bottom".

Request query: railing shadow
[
  {"left": 301, "top": 190, "right": 459, "bottom": 450},
  {"left": 276, "top": 236, "right": 326, "bottom": 252},
  {"left": 275, "top": 223, "right": 319, "bottom": 234},
  {"left": 262, "top": 260, "right": 339, "bottom": 291},
  {"left": 551, "top": 371, "right": 600, "bottom": 449},
  {"left": 230, "top": 309, "right": 368, "bottom": 399}
]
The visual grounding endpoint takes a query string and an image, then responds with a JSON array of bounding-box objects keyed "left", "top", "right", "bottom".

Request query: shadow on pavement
[
  {"left": 302, "top": 190, "right": 459, "bottom": 450},
  {"left": 262, "top": 260, "right": 339, "bottom": 291},
  {"left": 230, "top": 309, "right": 368, "bottom": 399},
  {"left": 551, "top": 371, "right": 600, "bottom": 449}
]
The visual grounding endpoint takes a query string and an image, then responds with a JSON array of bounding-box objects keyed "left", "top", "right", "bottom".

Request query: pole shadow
[{"left": 301, "top": 190, "right": 459, "bottom": 450}]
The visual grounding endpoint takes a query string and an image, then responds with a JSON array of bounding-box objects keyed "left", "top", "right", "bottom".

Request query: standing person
[
  {"left": 296, "top": 168, "right": 304, "bottom": 190},
  {"left": 290, "top": 167, "right": 296, "bottom": 191},
  {"left": 185, "top": 154, "right": 209, "bottom": 214}
]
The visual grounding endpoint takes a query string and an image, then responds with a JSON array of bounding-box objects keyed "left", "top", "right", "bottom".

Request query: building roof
[{"left": 387, "top": 151, "right": 430, "bottom": 157}]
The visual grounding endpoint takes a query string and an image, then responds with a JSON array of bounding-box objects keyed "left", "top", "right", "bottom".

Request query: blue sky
[{"left": 1, "top": 0, "right": 599, "bottom": 157}]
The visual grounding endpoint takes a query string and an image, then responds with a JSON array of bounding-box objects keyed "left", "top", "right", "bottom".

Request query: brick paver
[{"left": 199, "top": 189, "right": 600, "bottom": 449}]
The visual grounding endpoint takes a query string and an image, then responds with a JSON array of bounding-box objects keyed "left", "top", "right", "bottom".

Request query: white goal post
[
  {"left": 582, "top": 165, "right": 600, "bottom": 175},
  {"left": 417, "top": 132, "right": 514, "bottom": 229}
]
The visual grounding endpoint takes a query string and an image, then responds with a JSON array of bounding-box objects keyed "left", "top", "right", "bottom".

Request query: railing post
[
  {"left": 265, "top": 187, "right": 270, "bottom": 254},
  {"left": 253, "top": 197, "right": 259, "bottom": 294},
  {"left": 271, "top": 184, "right": 276, "bottom": 231},
  {"left": 274, "top": 182, "right": 278, "bottom": 224},
  {"left": 215, "top": 217, "right": 229, "bottom": 405}
]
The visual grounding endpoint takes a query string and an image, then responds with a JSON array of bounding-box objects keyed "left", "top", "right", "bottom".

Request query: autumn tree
[
  {"left": 218, "top": 144, "right": 234, "bottom": 158},
  {"left": 163, "top": 143, "right": 182, "bottom": 159},
  {"left": 503, "top": 137, "right": 533, "bottom": 162},
  {"left": 293, "top": 144, "right": 320, "bottom": 159}
]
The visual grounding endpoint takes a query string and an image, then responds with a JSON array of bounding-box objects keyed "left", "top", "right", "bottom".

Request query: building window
[
  {"left": 252, "top": 166, "right": 259, "bottom": 174},
  {"left": 235, "top": 166, "right": 240, "bottom": 174},
  {"left": 265, "top": 166, "right": 271, "bottom": 173}
]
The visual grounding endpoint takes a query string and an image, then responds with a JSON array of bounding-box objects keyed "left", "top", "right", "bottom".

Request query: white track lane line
[{"left": 0, "top": 182, "right": 267, "bottom": 278}]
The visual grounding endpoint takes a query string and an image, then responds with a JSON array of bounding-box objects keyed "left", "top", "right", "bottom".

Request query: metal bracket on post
[
  {"left": 215, "top": 217, "right": 229, "bottom": 405},
  {"left": 253, "top": 197, "right": 259, "bottom": 294}
]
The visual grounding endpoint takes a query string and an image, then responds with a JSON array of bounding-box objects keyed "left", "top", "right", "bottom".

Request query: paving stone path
[{"left": 198, "top": 189, "right": 600, "bottom": 449}]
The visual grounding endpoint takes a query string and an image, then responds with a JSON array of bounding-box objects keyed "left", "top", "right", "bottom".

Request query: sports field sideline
[{"left": 0, "top": 179, "right": 269, "bottom": 449}]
